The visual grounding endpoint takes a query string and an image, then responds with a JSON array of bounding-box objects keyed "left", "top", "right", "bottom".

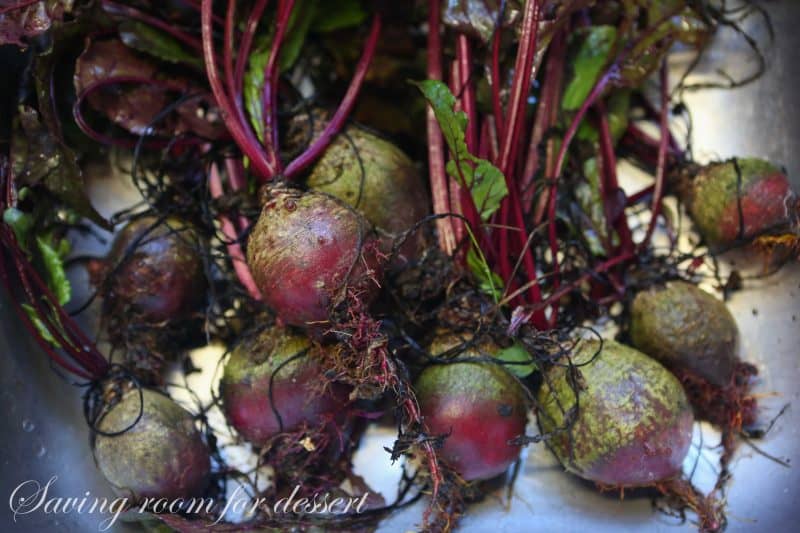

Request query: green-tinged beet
[
  {"left": 247, "top": 185, "right": 383, "bottom": 327},
  {"left": 415, "top": 334, "right": 529, "bottom": 481},
  {"left": 538, "top": 339, "right": 693, "bottom": 487},
  {"left": 93, "top": 388, "right": 211, "bottom": 499},
  {"left": 220, "top": 326, "right": 350, "bottom": 446},
  {"left": 630, "top": 281, "right": 738, "bottom": 387},
  {"left": 93, "top": 216, "right": 206, "bottom": 324},
  {"left": 307, "top": 126, "right": 429, "bottom": 265},
  {"left": 680, "top": 158, "right": 798, "bottom": 250}
]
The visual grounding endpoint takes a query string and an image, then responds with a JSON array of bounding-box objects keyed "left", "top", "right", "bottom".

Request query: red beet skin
[
  {"left": 681, "top": 158, "right": 799, "bottom": 250},
  {"left": 247, "top": 186, "right": 383, "bottom": 327},
  {"left": 97, "top": 216, "right": 206, "bottom": 323},
  {"left": 221, "top": 327, "right": 349, "bottom": 446},
  {"left": 717, "top": 172, "right": 793, "bottom": 244},
  {"left": 415, "top": 335, "right": 529, "bottom": 482},
  {"left": 419, "top": 386, "right": 527, "bottom": 481},
  {"left": 538, "top": 340, "right": 693, "bottom": 487}
]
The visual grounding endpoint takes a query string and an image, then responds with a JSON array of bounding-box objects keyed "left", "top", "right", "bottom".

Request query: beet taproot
[
  {"left": 93, "top": 216, "right": 206, "bottom": 324},
  {"left": 630, "top": 281, "right": 738, "bottom": 387},
  {"left": 307, "top": 126, "right": 429, "bottom": 265},
  {"left": 537, "top": 339, "right": 693, "bottom": 487},
  {"left": 246, "top": 185, "right": 383, "bottom": 328},
  {"left": 221, "top": 326, "right": 350, "bottom": 446},
  {"left": 415, "top": 334, "right": 529, "bottom": 481},
  {"left": 679, "top": 158, "right": 798, "bottom": 251},
  {"left": 93, "top": 388, "right": 211, "bottom": 499}
]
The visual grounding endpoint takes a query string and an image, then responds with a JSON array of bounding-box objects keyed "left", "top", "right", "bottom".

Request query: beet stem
[
  {"left": 424, "top": 2, "right": 458, "bottom": 255},
  {"left": 201, "top": 0, "right": 275, "bottom": 179},
  {"left": 209, "top": 163, "right": 262, "bottom": 300},
  {"left": 261, "top": 0, "right": 297, "bottom": 173},
  {"left": 640, "top": 61, "right": 671, "bottom": 250},
  {"left": 283, "top": 15, "right": 382, "bottom": 178},
  {"left": 234, "top": 0, "right": 270, "bottom": 96},
  {"left": 523, "top": 30, "right": 566, "bottom": 213}
]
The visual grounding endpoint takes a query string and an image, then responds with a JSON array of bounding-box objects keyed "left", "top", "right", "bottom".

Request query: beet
[
  {"left": 415, "top": 334, "right": 529, "bottom": 481},
  {"left": 246, "top": 185, "right": 383, "bottom": 327},
  {"left": 630, "top": 281, "right": 738, "bottom": 387},
  {"left": 307, "top": 126, "right": 429, "bottom": 265},
  {"left": 93, "top": 388, "right": 211, "bottom": 499},
  {"left": 221, "top": 326, "right": 350, "bottom": 446},
  {"left": 94, "top": 216, "right": 206, "bottom": 324},
  {"left": 679, "top": 158, "right": 798, "bottom": 251},
  {"left": 537, "top": 339, "right": 693, "bottom": 487}
]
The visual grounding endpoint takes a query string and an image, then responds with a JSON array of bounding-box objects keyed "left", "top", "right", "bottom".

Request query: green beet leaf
[{"left": 413, "top": 79, "right": 508, "bottom": 221}]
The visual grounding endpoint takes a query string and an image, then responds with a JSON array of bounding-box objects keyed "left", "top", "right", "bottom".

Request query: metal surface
[{"left": 2, "top": 2, "right": 800, "bottom": 532}]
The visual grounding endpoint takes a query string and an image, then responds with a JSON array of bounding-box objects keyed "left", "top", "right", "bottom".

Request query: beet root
[
  {"left": 415, "top": 334, "right": 529, "bottom": 482},
  {"left": 629, "top": 281, "right": 738, "bottom": 387},
  {"left": 306, "top": 125, "right": 429, "bottom": 266},
  {"left": 93, "top": 388, "right": 211, "bottom": 499},
  {"left": 94, "top": 216, "right": 206, "bottom": 324},
  {"left": 679, "top": 158, "right": 799, "bottom": 251},
  {"left": 630, "top": 282, "right": 757, "bottom": 465},
  {"left": 246, "top": 185, "right": 383, "bottom": 328},
  {"left": 221, "top": 326, "right": 350, "bottom": 447},
  {"left": 537, "top": 339, "right": 693, "bottom": 487}
]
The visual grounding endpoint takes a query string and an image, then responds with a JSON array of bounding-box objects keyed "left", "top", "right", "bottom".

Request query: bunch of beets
[{"left": 0, "top": 1, "right": 797, "bottom": 532}]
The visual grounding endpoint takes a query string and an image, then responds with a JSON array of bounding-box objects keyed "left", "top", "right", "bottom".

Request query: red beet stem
[
  {"left": 490, "top": 22, "right": 505, "bottom": 139},
  {"left": 497, "top": 0, "right": 540, "bottom": 177},
  {"left": 283, "top": 15, "right": 382, "bottom": 178},
  {"left": 522, "top": 29, "right": 566, "bottom": 212},
  {"left": 640, "top": 61, "right": 670, "bottom": 250},
  {"left": 201, "top": 0, "right": 275, "bottom": 180},
  {"left": 261, "top": 0, "right": 296, "bottom": 173},
  {"left": 424, "top": 2, "right": 457, "bottom": 255},
  {"left": 596, "top": 101, "right": 634, "bottom": 253},
  {"left": 447, "top": 62, "right": 467, "bottom": 248},
  {"left": 234, "top": 0, "right": 270, "bottom": 96},
  {"left": 182, "top": 0, "right": 225, "bottom": 26},
  {"left": 1, "top": 161, "right": 109, "bottom": 379},
  {"left": 208, "top": 163, "right": 262, "bottom": 300}
]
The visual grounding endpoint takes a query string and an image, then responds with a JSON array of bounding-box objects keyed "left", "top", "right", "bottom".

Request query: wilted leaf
[
  {"left": 563, "top": 26, "right": 617, "bottom": 111},
  {"left": 413, "top": 79, "right": 508, "bottom": 221},
  {"left": 118, "top": 20, "right": 203, "bottom": 68},
  {"left": 74, "top": 38, "right": 224, "bottom": 139},
  {"left": 0, "top": 0, "right": 74, "bottom": 46},
  {"left": 12, "top": 105, "right": 109, "bottom": 228}
]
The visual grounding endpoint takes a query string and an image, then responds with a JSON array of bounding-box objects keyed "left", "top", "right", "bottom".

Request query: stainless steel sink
[{"left": 2, "top": 2, "right": 799, "bottom": 531}]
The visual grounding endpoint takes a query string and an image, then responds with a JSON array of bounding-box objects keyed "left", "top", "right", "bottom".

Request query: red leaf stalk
[
  {"left": 283, "top": 15, "right": 382, "bottom": 178},
  {"left": 261, "top": 0, "right": 297, "bottom": 173},
  {"left": 424, "top": 2, "right": 458, "bottom": 255},
  {"left": 208, "top": 163, "right": 262, "bottom": 300},
  {"left": 640, "top": 61, "right": 670, "bottom": 250},
  {"left": 201, "top": 0, "right": 275, "bottom": 180}
]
